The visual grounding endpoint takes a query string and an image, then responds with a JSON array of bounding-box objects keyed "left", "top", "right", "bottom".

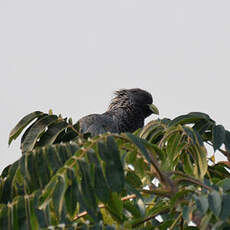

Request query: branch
[
  {"left": 132, "top": 207, "right": 170, "bottom": 228},
  {"left": 73, "top": 194, "right": 136, "bottom": 221},
  {"left": 73, "top": 187, "right": 173, "bottom": 221},
  {"left": 172, "top": 171, "right": 213, "bottom": 191},
  {"left": 142, "top": 188, "right": 172, "bottom": 197},
  {"left": 144, "top": 145, "right": 178, "bottom": 195}
]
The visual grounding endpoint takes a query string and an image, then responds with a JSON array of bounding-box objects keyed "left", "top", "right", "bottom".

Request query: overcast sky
[{"left": 1, "top": 0, "right": 230, "bottom": 172}]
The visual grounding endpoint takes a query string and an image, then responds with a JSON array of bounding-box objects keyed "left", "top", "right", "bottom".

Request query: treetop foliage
[{"left": 1, "top": 110, "right": 230, "bottom": 229}]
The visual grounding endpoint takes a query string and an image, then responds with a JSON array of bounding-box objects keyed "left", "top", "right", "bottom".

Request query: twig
[
  {"left": 172, "top": 171, "right": 213, "bottom": 191},
  {"left": 144, "top": 145, "right": 178, "bottom": 194},
  {"left": 132, "top": 207, "right": 170, "bottom": 228},
  {"left": 73, "top": 188, "right": 172, "bottom": 221},
  {"left": 169, "top": 213, "right": 182, "bottom": 230},
  {"left": 142, "top": 188, "right": 172, "bottom": 197},
  {"left": 73, "top": 194, "right": 136, "bottom": 220}
]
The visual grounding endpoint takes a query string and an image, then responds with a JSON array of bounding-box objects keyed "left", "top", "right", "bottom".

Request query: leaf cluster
[{"left": 1, "top": 111, "right": 230, "bottom": 229}]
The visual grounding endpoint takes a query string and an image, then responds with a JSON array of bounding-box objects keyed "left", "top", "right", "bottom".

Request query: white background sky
[{"left": 1, "top": 0, "right": 230, "bottom": 173}]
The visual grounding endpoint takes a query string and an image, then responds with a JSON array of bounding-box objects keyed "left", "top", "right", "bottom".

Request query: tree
[{"left": 1, "top": 110, "right": 230, "bottom": 229}]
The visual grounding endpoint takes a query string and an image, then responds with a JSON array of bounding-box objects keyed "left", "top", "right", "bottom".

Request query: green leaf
[
  {"left": 194, "top": 195, "right": 208, "bottom": 215},
  {"left": 78, "top": 160, "right": 97, "bottom": 211},
  {"left": 139, "top": 120, "right": 164, "bottom": 143},
  {"left": 219, "top": 194, "right": 230, "bottom": 220},
  {"left": 221, "top": 178, "right": 230, "bottom": 192},
  {"left": 105, "top": 163, "right": 124, "bottom": 193},
  {"left": 125, "top": 150, "right": 137, "bottom": 165},
  {"left": 98, "top": 142, "right": 111, "bottom": 162},
  {"left": 0, "top": 205, "right": 8, "bottom": 230},
  {"left": 123, "top": 201, "right": 141, "bottom": 218},
  {"left": 147, "top": 200, "right": 169, "bottom": 217},
  {"left": 36, "top": 120, "right": 68, "bottom": 147},
  {"left": 136, "top": 198, "right": 145, "bottom": 217},
  {"left": 195, "top": 145, "right": 207, "bottom": 179},
  {"left": 199, "top": 211, "right": 212, "bottom": 230},
  {"left": 65, "top": 169, "right": 78, "bottom": 217},
  {"left": 21, "top": 115, "right": 58, "bottom": 153},
  {"left": 213, "top": 125, "right": 225, "bottom": 151},
  {"left": 182, "top": 205, "right": 191, "bottom": 222},
  {"left": 105, "top": 137, "right": 124, "bottom": 193},
  {"left": 26, "top": 153, "right": 40, "bottom": 192},
  {"left": 135, "top": 158, "right": 145, "bottom": 177},
  {"left": 188, "top": 144, "right": 207, "bottom": 179},
  {"left": 94, "top": 166, "right": 110, "bottom": 203},
  {"left": 193, "top": 119, "right": 213, "bottom": 134},
  {"left": 125, "top": 171, "right": 142, "bottom": 188},
  {"left": 34, "top": 148, "right": 51, "bottom": 188},
  {"left": 224, "top": 130, "right": 230, "bottom": 153},
  {"left": 46, "top": 146, "right": 62, "bottom": 174},
  {"left": 8, "top": 111, "right": 43, "bottom": 146},
  {"left": 170, "top": 190, "right": 191, "bottom": 208},
  {"left": 169, "top": 112, "right": 210, "bottom": 127},
  {"left": 183, "top": 127, "right": 204, "bottom": 146},
  {"left": 208, "top": 190, "right": 222, "bottom": 217},
  {"left": 166, "top": 132, "right": 185, "bottom": 166},
  {"left": 107, "top": 192, "right": 123, "bottom": 222},
  {"left": 126, "top": 133, "right": 152, "bottom": 164},
  {"left": 52, "top": 176, "right": 66, "bottom": 216},
  {"left": 183, "top": 153, "right": 194, "bottom": 177}
]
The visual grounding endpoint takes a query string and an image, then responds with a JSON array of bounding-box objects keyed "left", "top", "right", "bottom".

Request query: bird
[{"left": 78, "top": 88, "right": 159, "bottom": 136}]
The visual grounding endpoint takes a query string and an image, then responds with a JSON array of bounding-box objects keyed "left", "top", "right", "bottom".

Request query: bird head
[{"left": 108, "top": 88, "right": 159, "bottom": 118}]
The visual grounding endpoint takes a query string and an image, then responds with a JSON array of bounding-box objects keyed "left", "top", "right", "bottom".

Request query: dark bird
[{"left": 78, "top": 88, "right": 159, "bottom": 136}]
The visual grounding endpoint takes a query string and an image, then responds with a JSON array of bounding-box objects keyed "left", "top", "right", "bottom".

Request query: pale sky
[{"left": 1, "top": 0, "right": 230, "bottom": 172}]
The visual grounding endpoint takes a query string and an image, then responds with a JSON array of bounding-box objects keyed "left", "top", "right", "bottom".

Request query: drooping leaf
[
  {"left": 166, "top": 132, "right": 185, "bottom": 166},
  {"left": 94, "top": 166, "right": 110, "bottom": 203},
  {"left": 208, "top": 190, "right": 222, "bottom": 217},
  {"left": 182, "top": 205, "right": 191, "bottom": 222},
  {"left": 8, "top": 111, "right": 43, "bottom": 146},
  {"left": 125, "top": 171, "right": 142, "bottom": 189},
  {"left": 36, "top": 120, "right": 68, "bottom": 147},
  {"left": 183, "top": 153, "right": 194, "bottom": 177},
  {"left": 52, "top": 176, "right": 66, "bottom": 217},
  {"left": 192, "top": 119, "right": 213, "bottom": 134},
  {"left": 123, "top": 201, "right": 141, "bottom": 218},
  {"left": 169, "top": 112, "right": 210, "bottom": 127},
  {"left": 106, "top": 192, "right": 124, "bottom": 222},
  {"left": 126, "top": 133, "right": 152, "bottom": 164},
  {"left": 105, "top": 137, "right": 124, "bottom": 193},
  {"left": 188, "top": 144, "right": 207, "bottom": 179},
  {"left": 213, "top": 125, "right": 225, "bottom": 151},
  {"left": 21, "top": 115, "right": 58, "bottom": 153},
  {"left": 194, "top": 145, "right": 208, "bottom": 179},
  {"left": 139, "top": 120, "right": 165, "bottom": 143},
  {"left": 199, "top": 212, "right": 212, "bottom": 230},
  {"left": 194, "top": 195, "right": 208, "bottom": 215},
  {"left": 219, "top": 194, "right": 230, "bottom": 220},
  {"left": 221, "top": 178, "right": 230, "bottom": 192},
  {"left": 78, "top": 160, "right": 97, "bottom": 212},
  {"left": 224, "top": 130, "right": 230, "bottom": 153},
  {"left": 65, "top": 169, "right": 79, "bottom": 217},
  {"left": 0, "top": 204, "right": 8, "bottom": 230}
]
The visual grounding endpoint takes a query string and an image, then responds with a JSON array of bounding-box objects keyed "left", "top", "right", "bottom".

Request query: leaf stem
[
  {"left": 172, "top": 171, "right": 213, "bottom": 191},
  {"left": 169, "top": 212, "right": 183, "bottom": 230},
  {"left": 73, "top": 194, "right": 136, "bottom": 220},
  {"left": 132, "top": 207, "right": 170, "bottom": 228}
]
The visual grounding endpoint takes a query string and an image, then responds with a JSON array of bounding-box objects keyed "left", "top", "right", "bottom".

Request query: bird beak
[{"left": 148, "top": 104, "right": 159, "bottom": 115}]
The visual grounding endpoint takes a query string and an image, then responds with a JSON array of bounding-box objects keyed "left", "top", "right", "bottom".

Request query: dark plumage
[{"left": 78, "top": 88, "right": 159, "bottom": 136}]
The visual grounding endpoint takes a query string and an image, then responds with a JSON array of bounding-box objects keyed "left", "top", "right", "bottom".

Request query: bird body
[{"left": 78, "top": 88, "right": 159, "bottom": 136}]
